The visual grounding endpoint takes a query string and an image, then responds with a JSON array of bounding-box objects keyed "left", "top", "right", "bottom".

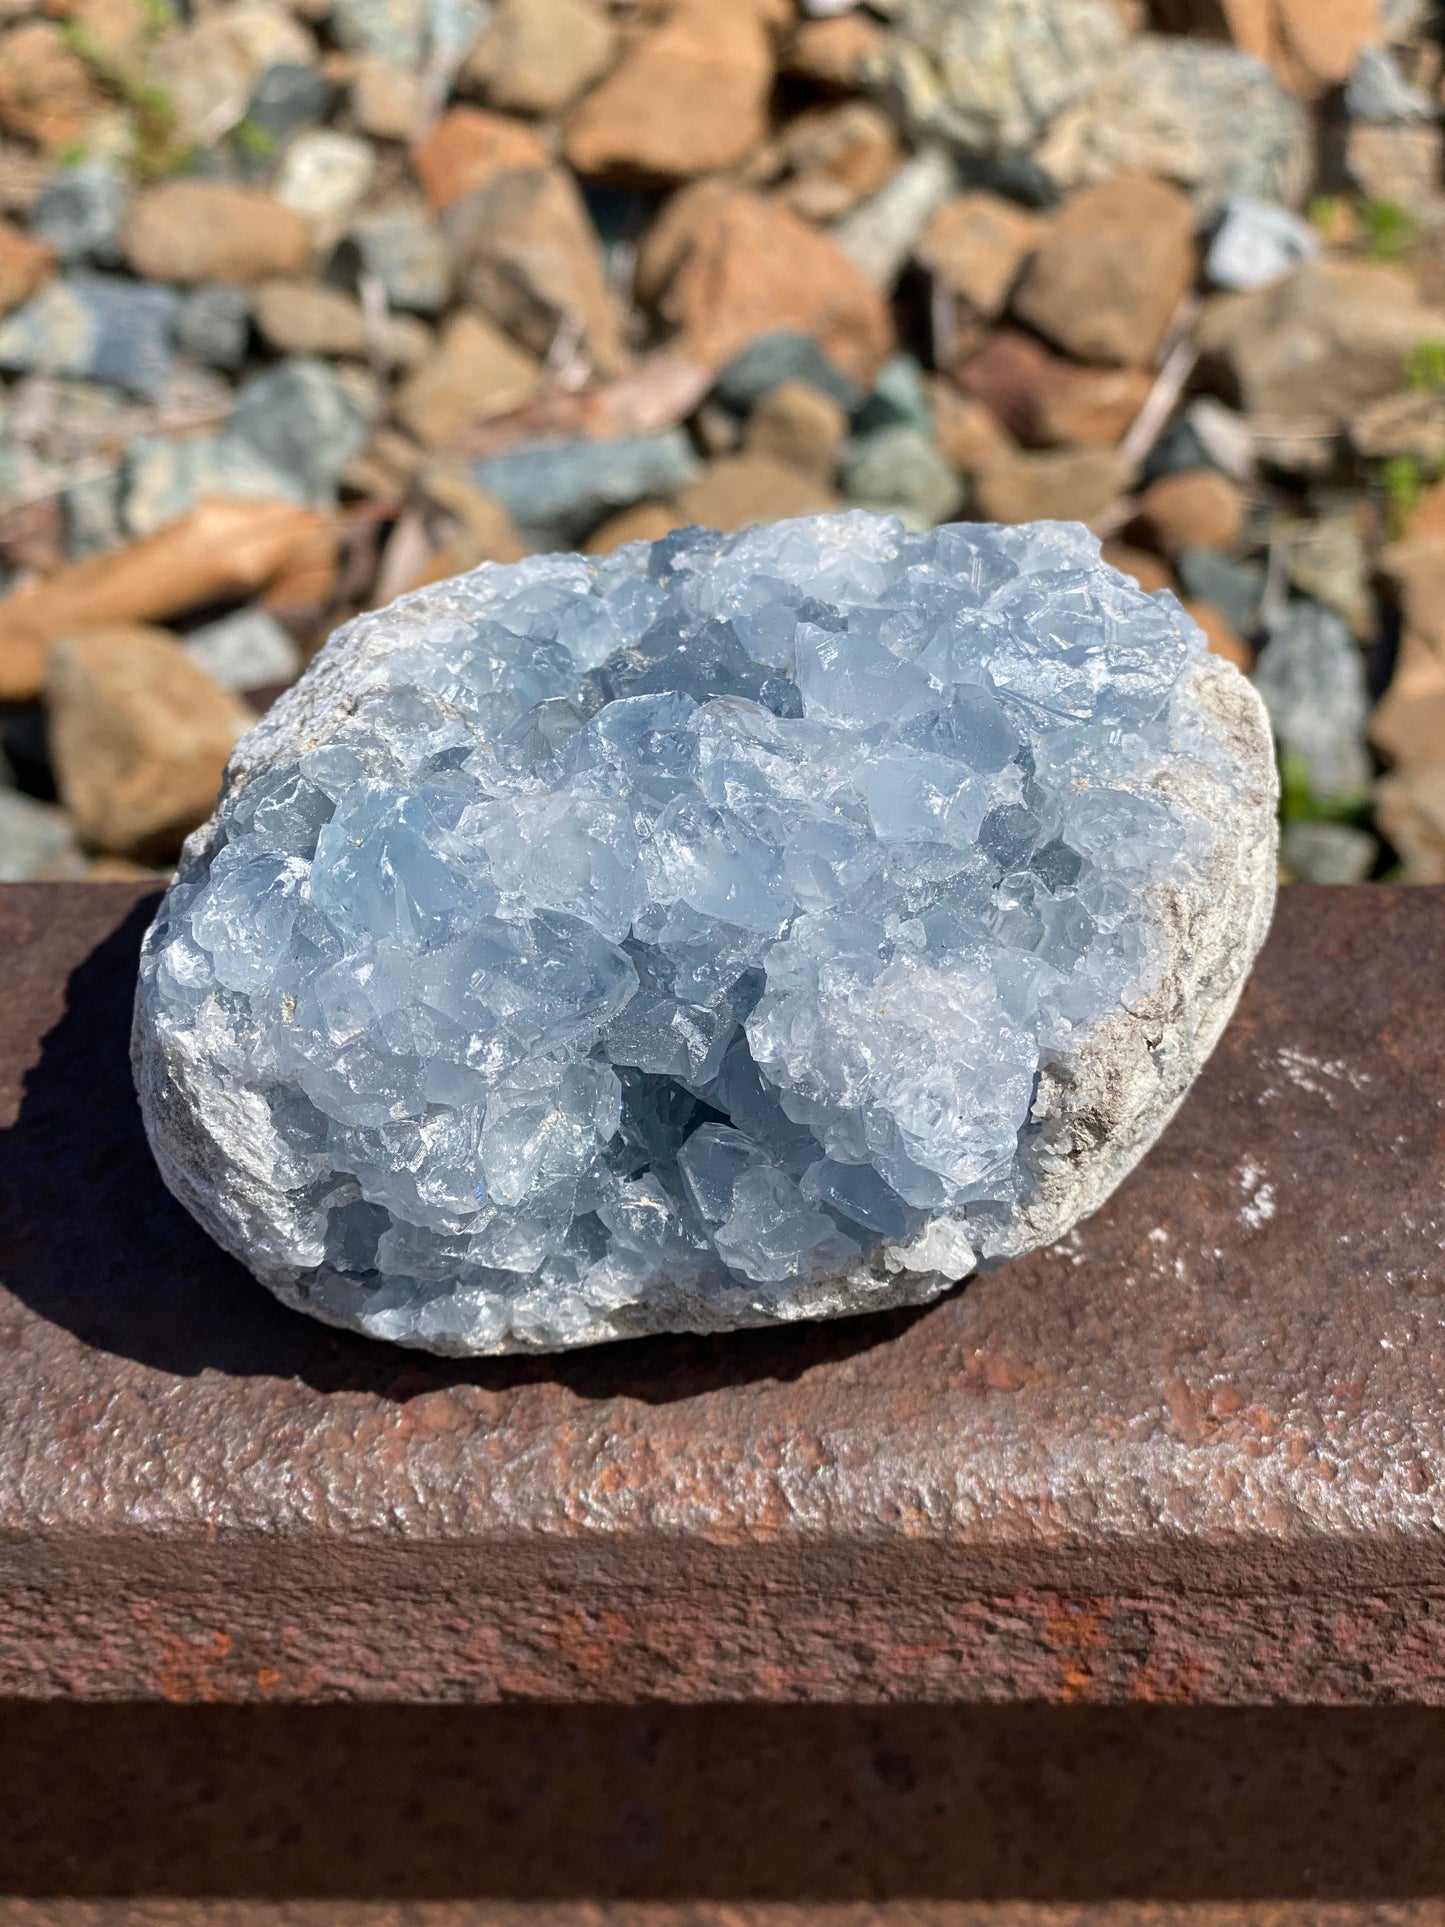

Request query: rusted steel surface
[
  {"left": 0, "top": 883, "right": 1443, "bottom": 1705},
  {"left": 8, "top": 1705, "right": 1445, "bottom": 1905}
]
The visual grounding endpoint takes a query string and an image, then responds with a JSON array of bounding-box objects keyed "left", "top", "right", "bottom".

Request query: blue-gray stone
[
  {"left": 62, "top": 467, "right": 123, "bottom": 558},
  {"left": 329, "top": 206, "right": 449, "bottom": 315},
  {"left": 177, "top": 284, "right": 253, "bottom": 369},
  {"left": 1206, "top": 196, "right": 1318, "bottom": 292},
  {"left": 133, "top": 511, "right": 1279, "bottom": 1355},
  {"left": 1346, "top": 45, "right": 1434, "bottom": 122},
  {"left": 123, "top": 433, "right": 311, "bottom": 536},
  {"left": 247, "top": 61, "right": 333, "bottom": 143},
  {"left": 330, "top": 0, "right": 487, "bottom": 68},
  {"left": 0, "top": 274, "right": 178, "bottom": 399},
  {"left": 183, "top": 608, "right": 303, "bottom": 692},
  {"left": 1177, "top": 548, "right": 1267, "bottom": 641},
  {"left": 0, "top": 789, "right": 81, "bottom": 881},
  {"left": 470, "top": 431, "right": 701, "bottom": 545},
  {"left": 1279, "top": 819, "right": 1377, "bottom": 885},
  {"left": 839, "top": 424, "right": 963, "bottom": 527},
  {"left": 1252, "top": 603, "right": 1371, "bottom": 803},
  {"left": 713, "top": 332, "right": 865, "bottom": 418},
  {"left": 29, "top": 160, "right": 129, "bottom": 266},
  {"left": 851, "top": 354, "right": 934, "bottom": 437},
  {"left": 228, "top": 358, "right": 376, "bottom": 498}
]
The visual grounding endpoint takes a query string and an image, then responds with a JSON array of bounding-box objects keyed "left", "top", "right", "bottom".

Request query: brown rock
[
  {"left": 393, "top": 310, "right": 541, "bottom": 450},
  {"left": 636, "top": 181, "right": 895, "bottom": 388},
  {"left": 411, "top": 107, "right": 548, "bottom": 213},
  {"left": 584, "top": 501, "right": 687, "bottom": 554},
  {"left": 783, "top": 11, "right": 883, "bottom": 90},
  {"left": 144, "top": 15, "right": 259, "bottom": 150},
  {"left": 1033, "top": 361, "right": 1151, "bottom": 449},
  {"left": 124, "top": 182, "right": 312, "bottom": 285},
  {"left": 1184, "top": 597, "right": 1253, "bottom": 673},
  {"left": 46, "top": 624, "right": 254, "bottom": 859},
  {"left": 461, "top": 0, "right": 618, "bottom": 117},
  {"left": 350, "top": 55, "right": 425, "bottom": 141},
  {"left": 973, "top": 448, "right": 1132, "bottom": 525},
  {"left": 564, "top": 0, "right": 774, "bottom": 181},
  {"left": 68, "top": 0, "right": 151, "bottom": 68},
  {"left": 340, "top": 425, "right": 426, "bottom": 501},
  {"left": 0, "top": 22, "right": 105, "bottom": 150},
  {"left": 1155, "top": 0, "right": 1379, "bottom": 98},
  {"left": 1351, "top": 390, "right": 1445, "bottom": 464},
  {"left": 917, "top": 193, "right": 1043, "bottom": 322},
  {"left": 1399, "top": 481, "right": 1445, "bottom": 544},
  {"left": 448, "top": 164, "right": 629, "bottom": 379},
  {"left": 742, "top": 379, "right": 847, "bottom": 481},
  {"left": 1376, "top": 761, "right": 1445, "bottom": 881},
  {"left": 1370, "top": 629, "right": 1445, "bottom": 769},
  {"left": 1346, "top": 122, "right": 1443, "bottom": 213},
  {"left": 0, "top": 212, "right": 51, "bottom": 313},
  {"left": 1102, "top": 540, "right": 1176, "bottom": 596},
  {"left": 1381, "top": 535, "right": 1445, "bottom": 657},
  {"left": 254, "top": 279, "right": 430, "bottom": 367},
  {"left": 0, "top": 500, "right": 336, "bottom": 695},
  {"left": 1129, "top": 470, "right": 1246, "bottom": 557},
  {"left": 1195, "top": 260, "right": 1445, "bottom": 427},
  {"left": 1012, "top": 176, "right": 1196, "bottom": 369},
  {"left": 1271, "top": 0, "right": 1381, "bottom": 99},
  {"left": 458, "top": 352, "right": 713, "bottom": 458},
  {"left": 674, "top": 454, "right": 838, "bottom": 532},
  {"left": 955, "top": 330, "right": 1150, "bottom": 449},
  {"left": 926, "top": 378, "right": 1017, "bottom": 476},
  {"left": 762, "top": 102, "right": 903, "bottom": 224}
]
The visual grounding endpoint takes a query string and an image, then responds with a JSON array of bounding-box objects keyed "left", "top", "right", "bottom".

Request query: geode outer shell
[{"left": 133, "top": 515, "right": 1279, "bottom": 1354}]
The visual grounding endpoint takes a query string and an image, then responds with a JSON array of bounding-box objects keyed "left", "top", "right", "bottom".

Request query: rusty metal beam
[{"left": 1, "top": 882, "right": 1443, "bottom": 1706}]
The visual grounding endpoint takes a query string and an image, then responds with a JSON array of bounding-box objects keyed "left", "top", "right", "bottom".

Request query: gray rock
[
  {"left": 828, "top": 145, "right": 957, "bottom": 290},
  {"left": 123, "top": 433, "right": 311, "bottom": 537},
  {"left": 852, "top": 353, "right": 933, "bottom": 436},
  {"left": 0, "top": 790, "right": 81, "bottom": 881},
  {"left": 329, "top": 205, "right": 449, "bottom": 315},
  {"left": 62, "top": 468, "right": 123, "bottom": 558},
  {"left": 470, "top": 430, "right": 700, "bottom": 545},
  {"left": 247, "top": 61, "right": 334, "bottom": 144},
  {"left": 839, "top": 424, "right": 963, "bottom": 526},
  {"left": 227, "top": 358, "right": 377, "bottom": 499},
  {"left": 29, "top": 160, "right": 129, "bottom": 266},
  {"left": 1279, "top": 819, "right": 1378, "bottom": 885},
  {"left": 714, "top": 331, "right": 864, "bottom": 417},
  {"left": 1207, "top": 196, "right": 1318, "bottom": 292},
  {"left": 1252, "top": 604, "right": 1372, "bottom": 804},
  {"left": 876, "top": 0, "right": 1125, "bottom": 153},
  {"left": 330, "top": 0, "right": 488, "bottom": 68},
  {"left": 0, "top": 275, "right": 178, "bottom": 399},
  {"left": 1346, "top": 46, "right": 1434, "bottom": 122},
  {"left": 176, "top": 285, "right": 253, "bottom": 369},
  {"left": 1177, "top": 548, "right": 1268, "bottom": 641},
  {"left": 183, "top": 608, "right": 303, "bottom": 692},
  {"left": 274, "top": 130, "right": 375, "bottom": 224},
  {"left": 1035, "top": 38, "right": 1310, "bottom": 219}
]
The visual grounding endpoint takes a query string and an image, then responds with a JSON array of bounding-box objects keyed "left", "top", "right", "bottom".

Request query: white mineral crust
[{"left": 133, "top": 513, "right": 1278, "bottom": 1354}]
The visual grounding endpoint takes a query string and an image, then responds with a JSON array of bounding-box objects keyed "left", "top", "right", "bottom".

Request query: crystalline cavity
[{"left": 133, "top": 511, "right": 1278, "bottom": 1355}]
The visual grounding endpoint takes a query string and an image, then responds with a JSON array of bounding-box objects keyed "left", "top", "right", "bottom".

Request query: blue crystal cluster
[{"left": 142, "top": 512, "right": 1224, "bottom": 1351}]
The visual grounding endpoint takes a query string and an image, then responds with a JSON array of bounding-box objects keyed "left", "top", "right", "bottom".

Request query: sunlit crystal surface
[{"left": 142, "top": 512, "right": 1232, "bottom": 1351}]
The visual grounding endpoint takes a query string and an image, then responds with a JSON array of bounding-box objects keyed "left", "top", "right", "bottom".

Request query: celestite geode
[{"left": 133, "top": 513, "right": 1278, "bottom": 1354}]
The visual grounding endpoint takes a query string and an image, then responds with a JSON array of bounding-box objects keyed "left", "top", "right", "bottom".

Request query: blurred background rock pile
[{"left": 0, "top": 0, "right": 1443, "bottom": 885}]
